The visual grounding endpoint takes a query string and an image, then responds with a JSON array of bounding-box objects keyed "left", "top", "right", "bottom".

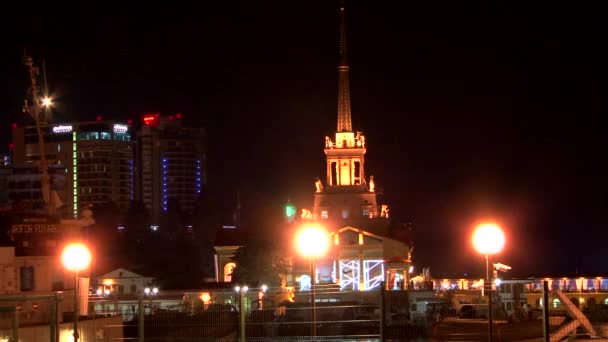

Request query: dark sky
[{"left": 1, "top": 1, "right": 607, "bottom": 277}]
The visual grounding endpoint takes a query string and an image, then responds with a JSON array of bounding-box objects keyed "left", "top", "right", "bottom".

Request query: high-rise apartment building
[
  {"left": 11, "top": 120, "right": 134, "bottom": 218},
  {"left": 136, "top": 114, "right": 206, "bottom": 222}
]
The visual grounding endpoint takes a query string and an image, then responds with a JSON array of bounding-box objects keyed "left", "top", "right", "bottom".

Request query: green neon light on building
[{"left": 285, "top": 204, "right": 296, "bottom": 218}]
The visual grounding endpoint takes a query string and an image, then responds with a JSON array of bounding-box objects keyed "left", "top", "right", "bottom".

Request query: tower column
[{"left": 351, "top": 160, "right": 355, "bottom": 185}]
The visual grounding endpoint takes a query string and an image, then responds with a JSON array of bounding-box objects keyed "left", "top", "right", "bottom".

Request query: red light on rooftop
[
  {"left": 143, "top": 115, "right": 156, "bottom": 125},
  {"left": 9, "top": 143, "right": 14, "bottom": 149},
  {"left": 12, "top": 123, "right": 17, "bottom": 128},
  {"left": 169, "top": 115, "right": 174, "bottom": 120},
  {"left": 176, "top": 113, "right": 182, "bottom": 119},
  {"left": 96, "top": 115, "right": 102, "bottom": 121},
  {"left": 128, "top": 119, "right": 133, "bottom": 124},
  {"left": 155, "top": 113, "right": 160, "bottom": 117}
]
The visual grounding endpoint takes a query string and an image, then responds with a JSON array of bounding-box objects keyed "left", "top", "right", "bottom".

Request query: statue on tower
[
  {"left": 380, "top": 204, "right": 390, "bottom": 218},
  {"left": 315, "top": 178, "right": 324, "bottom": 192},
  {"left": 369, "top": 175, "right": 375, "bottom": 192},
  {"left": 301, "top": 209, "right": 313, "bottom": 220}
]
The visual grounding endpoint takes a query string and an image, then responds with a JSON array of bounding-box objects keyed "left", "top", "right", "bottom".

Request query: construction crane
[{"left": 22, "top": 54, "right": 56, "bottom": 217}]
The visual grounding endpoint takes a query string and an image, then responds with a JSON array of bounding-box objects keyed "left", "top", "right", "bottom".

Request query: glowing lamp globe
[
  {"left": 42, "top": 97, "right": 53, "bottom": 107},
  {"left": 296, "top": 225, "right": 329, "bottom": 258},
  {"left": 472, "top": 223, "right": 505, "bottom": 255},
  {"left": 200, "top": 292, "right": 211, "bottom": 304},
  {"left": 61, "top": 243, "right": 92, "bottom": 272}
]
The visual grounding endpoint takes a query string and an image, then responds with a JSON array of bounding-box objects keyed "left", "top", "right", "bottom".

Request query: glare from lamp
[
  {"left": 296, "top": 225, "right": 329, "bottom": 258},
  {"left": 42, "top": 96, "right": 53, "bottom": 107},
  {"left": 61, "top": 243, "right": 92, "bottom": 272},
  {"left": 472, "top": 223, "right": 505, "bottom": 255}
]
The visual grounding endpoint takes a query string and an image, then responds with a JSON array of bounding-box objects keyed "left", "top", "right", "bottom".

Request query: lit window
[
  {"left": 342, "top": 210, "right": 349, "bottom": 219},
  {"left": 552, "top": 298, "right": 561, "bottom": 308},
  {"left": 299, "top": 275, "right": 311, "bottom": 291},
  {"left": 321, "top": 210, "right": 328, "bottom": 219},
  {"left": 362, "top": 209, "right": 369, "bottom": 217}
]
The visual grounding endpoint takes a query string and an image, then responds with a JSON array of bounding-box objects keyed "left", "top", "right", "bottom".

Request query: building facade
[
  {"left": 96, "top": 268, "right": 155, "bottom": 296},
  {"left": 136, "top": 114, "right": 206, "bottom": 222},
  {"left": 11, "top": 120, "right": 134, "bottom": 218}
]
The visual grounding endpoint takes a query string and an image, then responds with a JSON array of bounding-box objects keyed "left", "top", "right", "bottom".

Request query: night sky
[{"left": 1, "top": 1, "right": 607, "bottom": 277}]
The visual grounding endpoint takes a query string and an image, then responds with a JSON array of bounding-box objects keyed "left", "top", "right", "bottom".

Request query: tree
[
  {"left": 90, "top": 201, "right": 124, "bottom": 272},
  {"left": 123, "top": 200, "right": 152, "bottom": 270},
  {"left": 231, "top": 238, "right": 288, "bottom": 287}
]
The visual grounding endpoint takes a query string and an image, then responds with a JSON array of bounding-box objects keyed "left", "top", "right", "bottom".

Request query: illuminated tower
[
  {"left": 313, "top": 1, "right": 379, "bottom": 221},
  {"left": 293, "top": 1, "right": 412, "bottom": 294}
]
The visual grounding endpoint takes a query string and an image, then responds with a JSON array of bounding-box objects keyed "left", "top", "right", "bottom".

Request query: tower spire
[{"left": 337, "top": 0, "right": 352, "bottom": 132}]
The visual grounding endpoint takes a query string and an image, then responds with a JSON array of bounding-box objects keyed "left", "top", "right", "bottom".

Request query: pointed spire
[{"left": 337, "top": 0, "right": 352, "bottom": 132}]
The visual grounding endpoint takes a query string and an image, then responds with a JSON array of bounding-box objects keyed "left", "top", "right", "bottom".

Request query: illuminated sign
[
  {"left": 11, "top": 223, "right": 59, "bottom": 234},
  {"left": 113, "top": 124, "right": 128, "bottom": 133},
  {"left": 10, "top": 218, "right": 61, "bottom": 235},
  {"left": 52, "top": 125, "right": 73, "bottom": 133},
  {"left": 143, "top": 116, "right": 156, "bottom": 125}
]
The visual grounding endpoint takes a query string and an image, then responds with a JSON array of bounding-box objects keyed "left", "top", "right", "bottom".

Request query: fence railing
[{"left": 4, "top": 282, "right": 608, "bottom": 341}]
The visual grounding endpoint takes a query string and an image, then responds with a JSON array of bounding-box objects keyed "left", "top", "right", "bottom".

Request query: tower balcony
[{"left": 325, "top": 131, "right": 366, "bottom": 150}]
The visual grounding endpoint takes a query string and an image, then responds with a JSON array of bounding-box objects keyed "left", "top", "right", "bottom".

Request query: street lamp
[
  {"left": 295, "top": 224, "right": 329, "bottom": 338},
  {"left": 235, "top": 285, "right": 248, "bottom": 341},
  {"left": 472, "top": 223, "right": 505, "bottom": 342},
  {"left": 61, "top": 243, "right": 92, "bottom": 342}
]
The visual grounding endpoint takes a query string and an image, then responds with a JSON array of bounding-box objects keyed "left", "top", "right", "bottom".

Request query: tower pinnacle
[{"left": 337, "top": 0, "right": 352, "bottom": 133}]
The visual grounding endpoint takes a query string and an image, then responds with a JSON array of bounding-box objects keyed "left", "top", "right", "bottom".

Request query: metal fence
[{"left": 5, "top": 281, "right": 608, "bottom": 341}]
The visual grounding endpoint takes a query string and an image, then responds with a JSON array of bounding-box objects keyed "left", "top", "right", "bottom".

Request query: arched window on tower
[
  {"left": 331, "top": 162, "right": 338, "bottom": 185},
  {"left": 224, "top": 262, "right": 236, "bottom": 282}
]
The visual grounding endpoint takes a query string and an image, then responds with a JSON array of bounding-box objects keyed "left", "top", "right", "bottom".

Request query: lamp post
[
  {"left": 295, "top": 225, "right": 329, "bottom": 338},
  {"left": 235, "top": 285, "right": 248, "bottom": 342},
  {"left": 61, "top": 243, "right": 92, "bottom": 342},
  {"left": 472, "top": 223, "right": 505, "bottom": 342}
]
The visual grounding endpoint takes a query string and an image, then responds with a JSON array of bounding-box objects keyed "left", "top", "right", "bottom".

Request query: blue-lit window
[
  {"left": 77, "top": 132, "right": 99, "bottom": 140},
  {"left": 195, "top": 159, "right": 202, "bottom": 193},
  {"left": 114, "top": 133, "right": 131, "bottom": 141},
  {"left": 162, "top": 157, "right": 168, "bottom": 211}
]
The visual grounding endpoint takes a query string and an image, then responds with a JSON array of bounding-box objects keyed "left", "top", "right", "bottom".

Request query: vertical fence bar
[
  {"left": 542, "top": 280, "right": 550, "bottom": 342},
  {"left": 239, "top": 290, "right": 246, "bottom": 342},
  {"left": 55, "top": 293, "right": 61, "bottom": 342},
  {"left": 138, "top": 296, "right": 144, "bottom": 342},
  {"left": 50, "top": 294, "right": 57, "bottom": 342},
  {"left": 12, "top": 307, "right": 18, "bottom": 342},
  {"left": 380, "top": 281, "right": 385, "bottom": 342}
]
